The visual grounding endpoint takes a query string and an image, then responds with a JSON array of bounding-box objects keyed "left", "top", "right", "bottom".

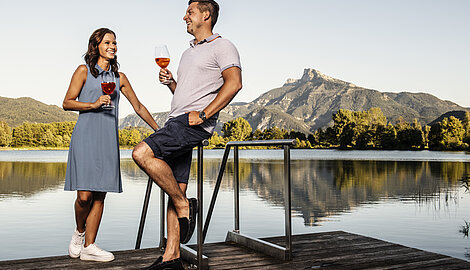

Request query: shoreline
[{"left": 0, "top": 147, "right": 136, "bottom": 151}]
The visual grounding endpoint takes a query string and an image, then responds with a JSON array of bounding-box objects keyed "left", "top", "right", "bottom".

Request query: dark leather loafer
[
  {"left": 144, "top": 257, "right": 184, "bottom": 270},
  {"left": 141, "top": 256, "right": 163, "bottom": 270},
  {"left": 178, "top": 217, "right": 190, "bottom": 244},
  {"left": 180, "top": 198, "right": 198, "bottom": 244}
]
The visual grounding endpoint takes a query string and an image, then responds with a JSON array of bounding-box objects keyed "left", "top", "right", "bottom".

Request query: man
[{"left": 132, "top": 0, "right": 242, "bottom": 269}]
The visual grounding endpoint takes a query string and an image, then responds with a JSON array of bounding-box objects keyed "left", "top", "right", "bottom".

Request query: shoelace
[{"left": 72, "top": 233, "right": 84, "bottom": 245}]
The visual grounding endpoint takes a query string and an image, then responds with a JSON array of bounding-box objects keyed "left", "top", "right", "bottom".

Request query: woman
[{"left": 63, "top": 28, "right": 159, "bottom": 262}]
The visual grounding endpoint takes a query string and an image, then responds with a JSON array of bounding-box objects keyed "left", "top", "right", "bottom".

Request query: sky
[{"left": 0, "top": 0, "right": 469, "bottom": 119}]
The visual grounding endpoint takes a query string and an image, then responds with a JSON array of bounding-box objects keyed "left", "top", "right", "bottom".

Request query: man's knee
[{"left": 132, "top": 142, "right": 150, "bottom": 164}]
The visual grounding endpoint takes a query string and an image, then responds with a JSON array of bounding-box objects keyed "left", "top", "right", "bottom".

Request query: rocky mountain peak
[
  {"left": 284, "top": 68, "right": 345, "bottom": 86},
  {"left": 301, "top": 68, "right": 333, "bottom": 82}
]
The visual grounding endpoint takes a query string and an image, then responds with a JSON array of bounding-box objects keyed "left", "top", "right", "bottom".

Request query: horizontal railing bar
[
  {"left": 226, "top": 139, "right": 296, "bottom": 147},
  {"left": 225, "top": 231, "right": 289, "bottom": 261}
]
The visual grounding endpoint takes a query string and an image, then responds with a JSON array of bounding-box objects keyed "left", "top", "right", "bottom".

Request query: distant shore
[{"left": 0, "top": 146, "right": 135, "bottom": 151}]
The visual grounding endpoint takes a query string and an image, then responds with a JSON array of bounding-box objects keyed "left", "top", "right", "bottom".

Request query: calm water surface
[{"left": 0, "top": 149, "right": 469, "bottom": 262}]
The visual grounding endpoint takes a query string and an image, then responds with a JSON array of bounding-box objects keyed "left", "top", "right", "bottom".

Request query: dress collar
[{"left": 95, "top": 64, "right": 110, "bottom": 75}]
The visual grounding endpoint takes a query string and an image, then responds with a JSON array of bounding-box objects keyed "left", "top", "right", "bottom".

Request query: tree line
[
  {"left": 0, "top": 121, "right": 153, "bottom": 148},
  {"left": 1, "top": 108, "right": 469, "bottom": 150},
  {"left": 208, "top": 108, "right": 470, "bottom": 150}
]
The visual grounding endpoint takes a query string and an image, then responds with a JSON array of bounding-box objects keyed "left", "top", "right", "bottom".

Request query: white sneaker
[
  {"left": 80, "top": 243, "right": 114, "bottom": 262},
  {"left": 68, "top": 229, "right": 85, "bottom": 258}
]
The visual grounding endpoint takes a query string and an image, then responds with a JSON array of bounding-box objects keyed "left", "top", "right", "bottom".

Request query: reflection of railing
[{"left": 136, "top": 139, "right": 295, "bottom": 269}]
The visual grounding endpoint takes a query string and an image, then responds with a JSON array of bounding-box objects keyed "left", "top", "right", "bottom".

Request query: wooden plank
[{"left": 1, "top": 232, "right": 470, "bottom": 270}]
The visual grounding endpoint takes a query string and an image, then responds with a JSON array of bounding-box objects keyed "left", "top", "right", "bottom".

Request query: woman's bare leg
[
  {"left": 74, "top": 191, "right": 93, "bottom": 233},
  {"left": 84, "top": 192, "right": 106, "bottom": 246}
]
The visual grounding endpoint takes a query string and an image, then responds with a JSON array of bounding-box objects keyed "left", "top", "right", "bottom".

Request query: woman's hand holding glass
[{"left": 92, "top": 95, "right": 112, "bottom": 110}]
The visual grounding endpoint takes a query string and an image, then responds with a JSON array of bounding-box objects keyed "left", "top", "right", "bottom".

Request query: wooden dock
[{"left": 1, "top": 231, "right": 469, "bottom": 269}]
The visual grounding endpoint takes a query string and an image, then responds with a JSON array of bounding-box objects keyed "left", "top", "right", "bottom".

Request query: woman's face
[{"left": 98, "top": 33, "right": 117, "bottom": 61}]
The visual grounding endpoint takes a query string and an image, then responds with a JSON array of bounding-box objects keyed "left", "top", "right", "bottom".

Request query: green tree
[
  {"left": 333, "top": 108, "right": 387, "bottom": 149},
  {"left": 395, "top": 118, "right": 424, "bottom": 149},
  {"left": 0, "top": 121, "right": 13, "bottom": 147},
  {"left": 333, "top": 109, "right": 354, "bottom": 147},
  {"left": 222, "top": 117, "right": 252, "bottom": 141},
  {"left": 39, "top": 128, "right": 56, "bottom": 147},
  {"left": 119, "top": 129, "right": 130, "bottom": 146},
  {"left": 12, "top": 122, "right": 37, "bottom": 147},
  {"left": 250, "top": 129, "right": 263, "bottom": 141},
  {"left": 463, "top": 111, "right": 470, "bottom": 146},
  {"left": 208, "top": 131, "right": 226, "bottom": 148},
  {"left": 442, "top": 116, "right": 466, "bottom": 150},
  {"left": 429, "top": 116, "right": 466, "bottom": 150},
  {"left": 287, "top": 130, "right": 307, "bottom": 141},
  {"left": 428, "top": 122, "right": 444, "bottom": 150},
  {"left": 261, "top": 126, "right": 287, "bottom": 140},
  {"left": 376, "top": 123, "right": 397, "bottom": 149},
  {"left": 307, "top": 133, "right": 317, "bottom": 147},
  {"left": 315, "top": 127, "right": 336, "bottom": 148},
  {"left": 127, "top": 129, "right": 142, "bottom": 146}
]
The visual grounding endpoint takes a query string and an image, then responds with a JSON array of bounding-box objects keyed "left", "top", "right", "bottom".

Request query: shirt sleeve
[{"left": 216, "top": 39, "right": 242, "bottom": 73}]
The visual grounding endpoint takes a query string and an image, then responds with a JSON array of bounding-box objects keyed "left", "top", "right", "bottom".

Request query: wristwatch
[{"left": 199, "top": 111, "right": 207, "bottom": 122}]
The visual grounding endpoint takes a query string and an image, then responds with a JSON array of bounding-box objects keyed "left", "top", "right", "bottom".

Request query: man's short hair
[{"left": 188, "top": 0, "right": 219, "bottom": 29}]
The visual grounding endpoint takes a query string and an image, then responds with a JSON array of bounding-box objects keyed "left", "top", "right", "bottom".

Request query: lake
[{"left": 0, "top": 149, "right": 469, "bottom": 262}]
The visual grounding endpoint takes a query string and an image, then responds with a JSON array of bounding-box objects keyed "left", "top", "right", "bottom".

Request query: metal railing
[{"left": 136, "top": 139, "right": 295, "bottom": 269}]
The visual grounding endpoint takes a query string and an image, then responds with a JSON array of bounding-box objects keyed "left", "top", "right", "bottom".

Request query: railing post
[
  {"left": 197, "top": 144, "right": 204, "bottom": 269},
  {"left": 202, "top": 146, "right": 232, "bottom": 243},
  {"left": 284, "top": 145, "right": 292, "bottom": 260},
  {"left": 234, "top": 145, "right": 240, "bottom": 232},
  {"left": 135, "top": 177, "right": 153, "bottom": 249},
  {"left": 159, "top": 188, "right": 165, "bottom": 249}
]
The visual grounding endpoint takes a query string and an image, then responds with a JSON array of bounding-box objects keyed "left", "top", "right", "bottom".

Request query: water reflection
[
  {"left": 0, "top": 162, "right": 66, "bottom": 198},
  {"left": 188, "top": 159, "right": 469, "bottom": 226},
  {"left": 1, "top": 159, "right": 468, "bottom": 227}
]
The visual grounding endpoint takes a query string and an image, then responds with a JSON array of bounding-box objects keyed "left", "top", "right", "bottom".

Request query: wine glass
[
  {"left": 155, "top": 45, "right": 172, "bottom": 84},
  {"left": 101, "top": 71, "right": 116, "bottom": 109}
]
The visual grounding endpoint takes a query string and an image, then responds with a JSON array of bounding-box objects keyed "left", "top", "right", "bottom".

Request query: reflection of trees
[
  {"left": 460, "top": 221, "right": 469, "bottom": 237},
  {"left": 120, "top": 160, "right": 149, "bottom": 180},
  {"left": 4, "top": 157, "right": 468, "bottom": 230},
  {"left": 459, "top": 173, "right": 469, "bottom": 192},
  {"left": 193, "top": 159, "right": 469, "bottom": 227},
  {"left": 0, "top": 162, "right": 67, "bottom": 197}
]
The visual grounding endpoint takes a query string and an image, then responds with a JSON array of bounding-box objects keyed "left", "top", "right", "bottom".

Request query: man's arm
[{"left": 188, "top": 66, "right": 242, "bottom": 126}]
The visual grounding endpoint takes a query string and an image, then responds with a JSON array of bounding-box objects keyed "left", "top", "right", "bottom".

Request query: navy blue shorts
[{"left": 143, "top": 113, "right": 212, "bottom": 183}]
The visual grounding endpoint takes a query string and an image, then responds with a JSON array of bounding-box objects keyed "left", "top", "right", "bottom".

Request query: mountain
[
  {"left": 119, "top": 68, "right": 469, "bottom": 133},
  {"left": 0, "top": 96, "right": 78, "bottom": 127},
  {"left": 119, "top": 112, "right": 168, "bottom": 130},
  {"left": 428, "top": 110, "right": 468, "bottom": 126}
]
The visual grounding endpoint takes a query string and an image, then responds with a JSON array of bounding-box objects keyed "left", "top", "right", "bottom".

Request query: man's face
[{"left": 183, "top": 2, "right": 205, "bottom": 35}]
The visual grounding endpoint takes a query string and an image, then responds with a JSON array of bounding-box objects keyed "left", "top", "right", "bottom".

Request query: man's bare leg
[
  {"left": 132, "top": 142, "right": 189, "bottom": 220},
  {"left": 163, "top": 183, "right": 187, "bottom": 262}
]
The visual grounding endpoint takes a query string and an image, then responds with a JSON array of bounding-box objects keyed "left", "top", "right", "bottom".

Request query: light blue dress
[{"left": 65, "top": 64, "right": 122, "bottom": 193}]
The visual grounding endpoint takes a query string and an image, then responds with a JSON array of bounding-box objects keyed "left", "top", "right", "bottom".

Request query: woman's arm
[
  {"left": 62, "top": 65, "right": 110, "bottom": 111},
  {"left": 120, "top": 72, "right": 159, "bottom": 131}
]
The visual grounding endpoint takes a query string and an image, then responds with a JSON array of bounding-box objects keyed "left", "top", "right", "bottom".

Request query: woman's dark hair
[
  {"left": 84, "top": 28, "right": 120, "bottom": 78},
  {"left": 188, "top": 0, "right": 219, "bottom": 29}
]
